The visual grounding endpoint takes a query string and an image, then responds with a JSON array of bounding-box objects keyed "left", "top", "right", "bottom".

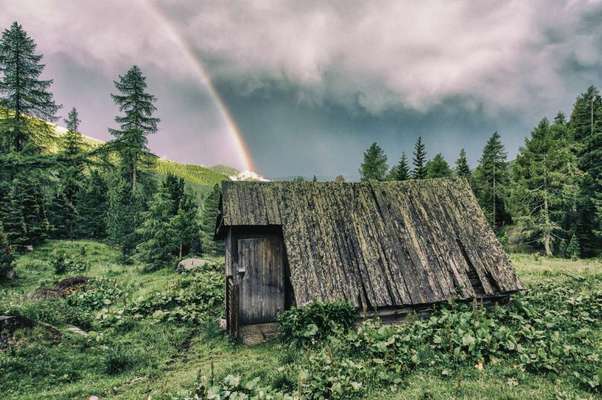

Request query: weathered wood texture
[
  {"left": 218, "top": 178, "right": 522, "bottom": 309},
  {"left": 225, "top": 276, "right": 239, "bottom": 337},
  {"left": 238, "top": 236, "right": 285, "bottom": 324}
]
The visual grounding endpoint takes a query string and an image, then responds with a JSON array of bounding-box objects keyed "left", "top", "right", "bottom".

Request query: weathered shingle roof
[{"left": 218, "top": 178, "right": 522, "bottom": 309}]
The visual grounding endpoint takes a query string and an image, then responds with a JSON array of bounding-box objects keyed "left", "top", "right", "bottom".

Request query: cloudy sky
[{"left": 1, "top": 0, "right": 602, "bottom": 178}]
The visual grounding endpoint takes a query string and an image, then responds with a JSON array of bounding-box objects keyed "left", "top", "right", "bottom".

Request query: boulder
[{"left": 176, "top": 258, "right": 211, "bottom": 273}]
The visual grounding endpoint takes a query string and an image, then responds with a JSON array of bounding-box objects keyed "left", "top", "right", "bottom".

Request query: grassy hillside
[
  {"left": 0, "top": 241, "right": 600, "bottom": 400},
  {"left": 155, "top": 160, "right": 230, "bottom": 197},
  {"left": 42, "top": 121, "right": 233, "bottom": 196}
]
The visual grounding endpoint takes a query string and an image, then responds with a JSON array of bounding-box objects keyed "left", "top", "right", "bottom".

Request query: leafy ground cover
[{"left": 0, "top": 241, "right": 600, "bottom": 399}]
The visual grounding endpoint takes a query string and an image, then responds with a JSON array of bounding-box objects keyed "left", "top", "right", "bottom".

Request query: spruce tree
[
  {"left": 109, "top": 65, "right": 159, "bottom": 191},
  {"left": 455, "top": 149, "right": 471, "bottom": 179},
  {"left": 474, "top": 132, "right": 512, "bottom": 229},
  {"left": 136, "top": 190, "right": 177, "bottom": 270},
  {"left": 412, "top": 137, "right": 427, "bottom": 179},
  {"left": 359, "top": 142, "right": 388, "bottom": 181},
  {"left": 50, "top": 107, "right": 86, "bottom": 239},
  {"left": 106, "top": 173, "right": 141, "bottom": 260},
  {"left": 0, "top": 22, "right": 59, "bottom": 152},
  {"left": 426, "top": 153, "right": 452, "bottom": 178},
  {"left": 387, "top": 153, "right": 410, "bottom": 181},
  {"left": 1, "top": 182, "right": 27, "bottom": 248},
  {"left": 0, "top": 223, "right": 15, "bottom": 281},
  {"left": 171, "top": 192, "right": 200, "bottom": 258},
  {"left": 565, "top": 233, "right": 581, "bottom": 260},
  {"left": 161, "top": 173, "right": 185, "bottom": 215},
  {"left": 75, "top": 170, "right": 109, "bottom": 239},
  {"left": 511, "top": 118, "right": 578, "bottom": 255},
  {"left": 63, "top": 107, "right": 84, "bottom": 159},
  {"left": 48, "top": 191, "right": 72, "bottom": 238},
  {"left": 570, "top": 86, "right": 601, "bottom": 142},
  {"left": 200, "top": 184, "right": 223, "bottom": 256},
  {"left": 575, "top": 90, "right": 602, "bottom": 256}
]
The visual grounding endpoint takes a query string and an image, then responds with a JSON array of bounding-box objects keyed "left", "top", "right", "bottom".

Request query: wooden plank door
[{"left": 238, "top": 236, "right": 285, "bottom": 324}]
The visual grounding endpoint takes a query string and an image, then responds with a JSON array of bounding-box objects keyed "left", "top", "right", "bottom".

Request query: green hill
[
  {"left": 50, "top": 122, "right": 232, "bottom": 196},
  {"left": 208, "top": 164, "right": 239, "bottom": 177},
  {"left": 155, "top": 159, "right": 230, "bottom": 197},
  {"left": 1, "top": 113, "right": 236, "bottom": 197}
]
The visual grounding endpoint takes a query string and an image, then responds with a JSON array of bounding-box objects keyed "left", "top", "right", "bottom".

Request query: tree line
[
  {"left": 0, "top": 22, "right": 221, "bottom": 280},
  {"left": 360, "top": 88, "right": 602, "bottom": 259}
]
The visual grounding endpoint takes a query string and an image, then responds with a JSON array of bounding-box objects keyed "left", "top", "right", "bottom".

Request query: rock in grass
[{"left": 176, "top": 258, "right": 210, "bottom": 273}]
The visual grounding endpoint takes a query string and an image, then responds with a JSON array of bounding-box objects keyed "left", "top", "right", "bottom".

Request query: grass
[{"left": 0, "top": 241, "right": 600, "bottom": 399}]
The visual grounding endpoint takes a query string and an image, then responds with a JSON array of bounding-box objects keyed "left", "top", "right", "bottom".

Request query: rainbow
[{"left": 143, "top": 1, "right": 255, "bottom": 172}]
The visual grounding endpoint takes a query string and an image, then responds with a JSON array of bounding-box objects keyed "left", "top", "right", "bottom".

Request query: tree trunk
[
  {"left": 543, "top": 194, "right": 553, "bottom": 257},
  {"left": 132, "top": 166, "right": 137, "bottom": 192}
]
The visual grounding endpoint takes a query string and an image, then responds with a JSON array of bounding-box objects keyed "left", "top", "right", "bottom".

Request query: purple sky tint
[{"left": 1, "top": 1, "right": 602, "bottom": 178}]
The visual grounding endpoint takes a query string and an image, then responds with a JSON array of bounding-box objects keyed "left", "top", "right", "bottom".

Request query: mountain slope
[{"left": 52, "top": 123, "right": 234, "bottom": 194}]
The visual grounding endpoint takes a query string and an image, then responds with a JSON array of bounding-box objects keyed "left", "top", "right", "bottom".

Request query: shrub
[
  {"left": 128, "top": 270, "right": 224, "bottom": 324},
  {"left": 66, "top": 278, "right": 123, "bottom": 311},
  {"left": 278, "top": 301, "right": 357, "bottom": 347},
  {"left": 327, "top": 277, "right": 602, "bottom": 393},
  {"left": 189, "top": 374, "right": 291, "bottom": 400},
  {"left": 299, "top": 351, "right": 368, "bottom": 400},
  {"left": 50, "top": 252, "right": 88, "bottom": 275}
]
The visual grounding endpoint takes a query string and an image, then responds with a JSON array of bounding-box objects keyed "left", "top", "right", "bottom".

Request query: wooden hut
[{"left": 215, "top": 178, "right": 522, "bottom": 343}]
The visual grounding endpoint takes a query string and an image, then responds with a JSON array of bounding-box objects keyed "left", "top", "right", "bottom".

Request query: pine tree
[
  {"left": 106, "top": 173, "right": 142, "bottom": 260},
  {"left": 455, "top": 149, "right": 471, "bottom": 179},
  {"left": 570, "top": 86, "right": 601, "bottom": 142},
  {"left": 48, "top": 191, "right": 73, "bottom": 238},
  {"left": 426, "top": 153, "right": 452, "bottom": 178},
  {"left": 0, "top": 223, "right": 15, "bottom": 281},
  {"left": 575, "top": 89, "right": 602, "bottom": 256},
  {"left": 412, "top": 137, "right": 428, "bottom": 179},
  {"left": 75, "top": 170, "right": 109, "bottom": 239},
  {"left": 171, "top": 192, "right": 200, "bottom": 258},
  {"left": 23, "top": 175, "right": 49, "bottom": 245},
  {"left": 387, "top": 153, "right": 410, "bottom": 181},
  {"left": 63, "top": 107, "right": 84, "bottom": 158},
  {"left": 0, "top": 22, "right": 59, "bottom": 152},
  {"left": 359, "top": 142, "right": 388, "bottom": 181},
  {"left": 474, "top": 132, "right": 512, "bottom": 229},
  {"left": 200, "top": 184, "right": 223, "bottom": 256},
  {"left": 136, "top": 190, "right": 177, "bottom": 270},
  {"left": 1, "top": 182, "right": 27, "bottom": 248},
  {"left": 161, "top": 173, "right": 185, "bottom": 215},
  {"left": 109, "top": 65, "right": 159, "bottom": 191},
  {"left": 511, "top": 118, "right": 578, "bottom": 256},
  {"left": 565, "top": 233, "right": 581, "bottom": 260},
  {"left": 54, "top": 107, "right": 85, "bottom": 238}
]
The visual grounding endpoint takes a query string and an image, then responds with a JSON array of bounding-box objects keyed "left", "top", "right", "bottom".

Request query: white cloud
[
  {"left": 1, "top": 0, "right": 600, "bottom": 118},
  {"left": 168, "top": 0, "right": 602, "bottom": 116}
]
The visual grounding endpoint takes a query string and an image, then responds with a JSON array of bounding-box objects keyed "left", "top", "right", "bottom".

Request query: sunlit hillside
[{"left": 45, "top": 121, "right": 234, "bottom": 196}]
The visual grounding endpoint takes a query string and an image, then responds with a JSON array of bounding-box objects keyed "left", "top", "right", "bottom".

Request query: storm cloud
[{"left": 1, "top": 1, "right": 601, "bottom": 177}]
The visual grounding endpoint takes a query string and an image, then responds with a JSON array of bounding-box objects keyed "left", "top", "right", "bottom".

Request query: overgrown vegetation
[
  {"left": 0, "top": 242, "right": 600, "bottom": 400},
  {"left": 278, "top": 301, "right": 357, "bottom": 347}
]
